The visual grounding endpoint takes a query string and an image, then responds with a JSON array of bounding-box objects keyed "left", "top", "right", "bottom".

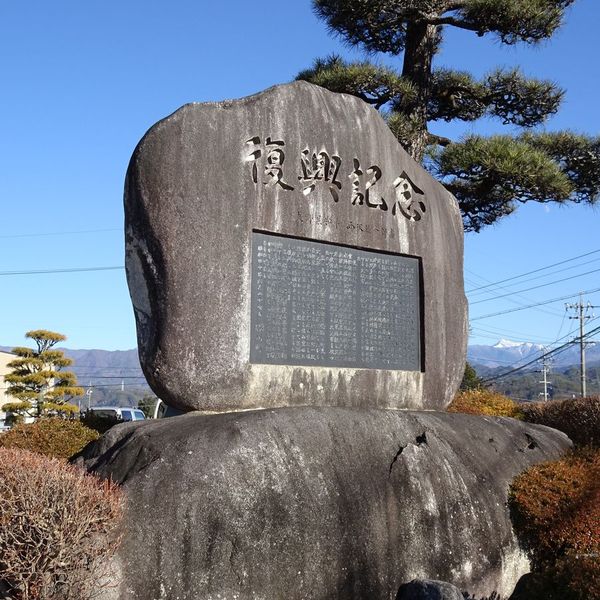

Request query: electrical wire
[
  {"left": 0, "top": 228, "right": 121, "bottom": 239},
  {"left": 0, "top": 266, "right": 124, "bottom": 276},
  {"left": 470, "top": 324, "right": 557, "bottom": 344},
  {"left": 466, "top": 247, "right": 600, "bottom": 293},
  {"left": 470, "top": 266, "right": 600, "bottom": 304},
  {"left": 466, "top": 268, "right": 563, "bottom": 318},
  {"left": 468, "top": 256, "right": 600, "bottom": 299},
  {"left": 482, "top": 320, "right": 600, "bottom": 383},
  {"left": 470, "top": 286, "right": 600, "bottom": 320}
]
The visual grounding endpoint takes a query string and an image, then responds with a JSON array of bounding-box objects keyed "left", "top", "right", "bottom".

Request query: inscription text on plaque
[{"left": 250, "top": 231, "right": 422, "bottom": 371}]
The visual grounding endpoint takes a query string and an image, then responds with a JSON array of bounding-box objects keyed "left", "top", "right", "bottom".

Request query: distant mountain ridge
[
  {"left": 468, "top": 339, "right": 545, "bottom": 369},
  {"left": 3, "top": 340, "right": 599, "bottom": 382},
  {"left": 468, "top": 338, "right": 600, "bottom": 370},
  {"left": 0, "top": 346, "right": 147, "bottom": 389}
]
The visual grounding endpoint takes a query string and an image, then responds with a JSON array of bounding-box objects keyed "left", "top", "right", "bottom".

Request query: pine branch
[
  {"left": 485, "top": 69, "right": 563, "bottom": 127},
  {"left": 456, "top": 0, "right": 576, "bottom": 44},
  {"left": 521, "top": 131, "right": 600, "bottom": 202},
  {"left": 433, "top": 133, "right": 599, "bottom": 231},
  {"left": 312, "top": 0, "right": 575, "bottom": 54},
  {"left": 297, "top": 55, "right": 415, "bottom": 109}
]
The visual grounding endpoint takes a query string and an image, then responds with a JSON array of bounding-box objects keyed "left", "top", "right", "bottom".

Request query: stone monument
[
  {"left": 78, "top": 82, "right": 572, "bottom": 600},
  {"left": 125, "top": 80, "right": 467, "bottom": 412}
]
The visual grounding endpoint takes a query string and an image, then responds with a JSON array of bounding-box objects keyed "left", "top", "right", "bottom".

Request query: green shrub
[
  {"left": 0, "top": 447, "right": 123, "bottom": 599},
  {"left": 520, "top": 396, "right": 600, "bottom": 447},
  {"left": 510, "top": 447, "right": 600, "bottom": 600},
  {"left": 0, "top": 418, "right": 99, "bottom": 460},
  {"left": 447, "top": 388, "right": 522, "bottom": 418}
]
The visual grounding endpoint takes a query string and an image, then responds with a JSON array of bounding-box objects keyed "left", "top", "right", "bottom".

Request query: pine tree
[
  {"left": 297, "top": 0, "right": 600, "bottom": 231},
  {"left": 460, "top": 362, "right": 484, "bottom": 391},
  {"left": 3, "top": 330, "right": 84, "bottom": 420}
]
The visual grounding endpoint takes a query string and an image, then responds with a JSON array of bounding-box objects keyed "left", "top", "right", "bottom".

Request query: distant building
[{"left": 0, "top": 350, "right": 15, "bottom": 428}]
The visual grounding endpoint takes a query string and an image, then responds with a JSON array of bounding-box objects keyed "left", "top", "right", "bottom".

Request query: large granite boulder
[
  {"left": 124, "top": 81, "right": 467, "bottom": 412},
  {"left": 76, "top": 408, "right": 570, "bottom": 600}
]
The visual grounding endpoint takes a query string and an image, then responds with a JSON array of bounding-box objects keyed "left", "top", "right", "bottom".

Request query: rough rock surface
[
  {"left": 396, "top": 579, "right": 465, "bottom": 600},
  {"left": 124, "top": 81, "right": 467, "bottom": 412},
  {"left": 76, "top": 408, "right": 570, "bottom": 600}
]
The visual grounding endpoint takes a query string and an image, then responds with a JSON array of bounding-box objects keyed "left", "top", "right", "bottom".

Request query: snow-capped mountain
[
  {"left": 468, "top": 340, "right": 545, "bottom": 369},
  {"left": 468, "top": 339, "right": 600, "bottom": 369},
  {"left": 493, "top": 339, "right": 528, "bottom": 349}
]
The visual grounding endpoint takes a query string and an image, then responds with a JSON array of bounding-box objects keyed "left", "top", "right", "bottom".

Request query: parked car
[
  {"left": 88, "top": 406, "right": 146, "bottom": 422},
  {"left": 153, "top": 399, "right": 185, "bottom": 419}
]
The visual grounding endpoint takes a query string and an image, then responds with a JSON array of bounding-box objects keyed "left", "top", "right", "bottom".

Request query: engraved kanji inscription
[
  {"left": 245, "top": 136, "right": 294, "bottom": 190},
  {"left": 242, "top": 136, "right": 428, "bottom": 223},
  {"left": 349, "top": 158, "right": 388, "bottom": 211},
  {"left": 298, "top": 149, "right": 342, "bottom": 201},
  {"left": 392, "top": 171, "right": 426, "bottom": 221}
]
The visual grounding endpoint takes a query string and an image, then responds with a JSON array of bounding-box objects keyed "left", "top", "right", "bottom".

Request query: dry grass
[{"left": 447, "top": 388, "right": 523, "bottom": 418}]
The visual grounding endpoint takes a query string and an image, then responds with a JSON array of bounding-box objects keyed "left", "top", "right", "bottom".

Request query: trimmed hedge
[
  {"left": 447, "top": 388, "right": 522, "bottom": 418},
  {"left": 0, "top": 447, "right": 123, "bottom": 599},
  {"left": 520, "top": 396, "right": 600, "bottom": 447},
  {"left": 0, "top": 418, "right": 99, "bottom": 460},
  {"left": 510, "top": 447, "right": 600, "bottom": 600}
]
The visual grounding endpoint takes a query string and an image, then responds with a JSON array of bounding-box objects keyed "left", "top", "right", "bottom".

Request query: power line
[
  {"left": 470, "top": 266, "right": 600, "bottom": 304},
  {"left": 470, "top": 324, "right": 557, "bottom": 344},
  {"left": 469, "top": 320, "right": 584, "bottom": 366},
  {"left": 0, "top": 266, "right": 124, "bottom": 276},
  {"left": 76, "top": 375, "right": 145, "bottom": 380},
  {"left": 466, "top": 352, "right": 539, "bottom": 365},
  {"left": 552, "top": 310, "right": 568, "bottom": 346},
  {"left": 488, "top": 316, "right": 597, "bottom": 374},
  {"left": 71, "top": 365, "right": 141, "bottom": 370},
  {"left": 465, "top": 268, "right": 563, "bottom": 318},
  {"left": 466, "top": 248, "right": 600, "bottom": 293},
  {"left": 0, "top": 228, "right": 121, "bottom": 239},
  {"left": 470, "top": 286, "right": 600, "bottom": 320},
  {"left": 482, "top": 320, "right": 600, "bottom": 384},
  {"left": 81, "top": 383, "right": 148, "bottom": 389},
  {"left": 467, "top": 256, "right": 600, "bottom": 298}
]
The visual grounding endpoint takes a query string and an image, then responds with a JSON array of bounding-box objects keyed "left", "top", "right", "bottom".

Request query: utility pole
[
  {"left": 566, "top": 293, "right": 596, "bottom": 398},
  {"left": 538, "top": 354, "right": 552, "bottom": 401},
  {"left": 86, "top": 380, "right": 93, "bottom": 411}
]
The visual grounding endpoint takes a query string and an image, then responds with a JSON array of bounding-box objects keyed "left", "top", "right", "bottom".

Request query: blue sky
[{"left": 1, "top": 0, "right": 599, "bottom": 351}]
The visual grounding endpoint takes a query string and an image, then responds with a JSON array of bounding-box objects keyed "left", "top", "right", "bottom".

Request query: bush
[
  {"left": 0, "top": 447, "right": 123, "bottom": 599},
  {"left": 520, "top": 396, "right": 600, "bottom": 447},
  {"left": 0, "top": 418, "right": 99, "bottom": 460},
  {"left": 510, "top": 447, "right": 600, "bottom": 599},
  {"left": 447, "top": 388, "right": 522, "bottom": 418}
]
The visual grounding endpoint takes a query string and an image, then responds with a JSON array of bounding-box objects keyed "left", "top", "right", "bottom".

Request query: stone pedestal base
[{"left": 76, "top": 407, "right": 570, "bottom": 600}]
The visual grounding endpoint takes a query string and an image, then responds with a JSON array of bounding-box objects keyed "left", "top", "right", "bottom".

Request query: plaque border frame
[{"left": 249, "top": 228, "right": 425, "bottom": 372}]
